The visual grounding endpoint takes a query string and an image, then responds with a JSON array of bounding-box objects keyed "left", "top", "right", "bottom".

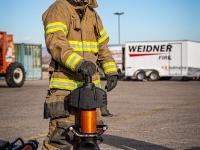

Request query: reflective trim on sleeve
[
  {"left": 102, "top": 62, "right": 118, "bottom": 74},
  {"left": 49, "top": 78, "right": 77, "bottom": 91},
  {"left": 65, "top": 52, "right": 83, "bottom": 71},
  {"left": 98, "top": 29, "right": 109, "bottom": 44},
  {"left": 69, "top": 41, "right": 99, "bottom": 53},
  {"left": 45, "top": 22, "right": 68, "bottom": 36},
  {"left": 49, "top": 78, "right": 102, "bottom": 91}
]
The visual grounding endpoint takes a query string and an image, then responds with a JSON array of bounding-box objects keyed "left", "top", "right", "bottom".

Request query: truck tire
[
  {"left": 149, "top": 71, "right": 160, "bottom": 81},
  {"left": 136, "top": 71, "right": 146, "bottom": 81},
  {"left": 5, "top": 62, "right": 25, "bottom": 87}
]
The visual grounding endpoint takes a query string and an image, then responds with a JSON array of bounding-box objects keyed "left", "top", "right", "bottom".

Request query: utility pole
[{"left": 114, "top": 12, "right": 124, "bottom": 44}]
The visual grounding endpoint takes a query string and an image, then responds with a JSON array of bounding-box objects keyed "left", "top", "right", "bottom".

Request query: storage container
[{"left": 15, "top": 43, "right": 42, "bottom": 80}]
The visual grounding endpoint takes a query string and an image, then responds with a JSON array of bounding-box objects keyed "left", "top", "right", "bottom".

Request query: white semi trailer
[{"left": 125, "top": 41, "right": 200, "bottom": 81}]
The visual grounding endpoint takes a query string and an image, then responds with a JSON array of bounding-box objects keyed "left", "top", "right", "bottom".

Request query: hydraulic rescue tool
[
  {"left": 68, "top": 75, "right": 108, "bottom": 150},
  {"left": 0, "top": 138, "right": 38, "bottom": 150}
]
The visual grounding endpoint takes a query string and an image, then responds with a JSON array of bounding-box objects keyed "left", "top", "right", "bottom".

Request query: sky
[{"left": 0, "top": 0, "right": 200, "bottom": 46}]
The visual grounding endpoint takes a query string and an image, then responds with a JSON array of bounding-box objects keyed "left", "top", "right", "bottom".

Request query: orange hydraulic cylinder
[{"left": 80, "top": 109, "right": 97, "bottom": 134}]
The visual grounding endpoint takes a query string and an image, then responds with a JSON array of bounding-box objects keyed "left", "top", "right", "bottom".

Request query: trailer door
[{"left": 169, "top": 43, "right": 182, "bottom": 75}]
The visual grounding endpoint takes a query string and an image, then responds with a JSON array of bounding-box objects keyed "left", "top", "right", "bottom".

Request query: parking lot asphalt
[{"left": 0, "top": 80, "right": 200, "bottom": 150}]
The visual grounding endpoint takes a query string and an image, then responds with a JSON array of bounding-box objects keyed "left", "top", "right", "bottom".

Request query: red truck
[{"left": 0, "top": 32, "right": 25, "bottom": 87}]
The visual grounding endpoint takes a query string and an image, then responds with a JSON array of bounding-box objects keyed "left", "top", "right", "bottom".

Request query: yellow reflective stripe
[
  {"left": 50, "top": 78, "right": 77, "bottom": 84},
  {"left": 69, "top": 41, "right": 82, "bottom": 45},
  {"left": 82, "top": 41, "right": 98, "bottom": 53},
  {"left": 102, "top": 62, "right": 116, "bottom": 68},
  {"left": 69, "top": 41, "right": 99, "bottom": 53},
  {"left": 72, "top": 48, "right": 99, "bottom": 53},
  {"left": 104, "top": 68, "right": 118, "bottom": 74},
  {"left": 83, "top": 41, "right": 98, "bottom": 46},
  {"left": 100, "top": 29, "right": 106, "bottom": 36},
  {"left": 98, "top": 29, "right": 109, "bottom": 44},
  {"left": 46, "top": 22, "right": 68, "bottom": 36},
  {"left": 49, "top": 84, "right": 75, "bottom": 91},
  {"left": 71, "top": 56, "right": 82, "bottom": 70},
  {"left": 46, "top": 28, "right": 67, "bottom": 36},
  {"left": 93, "top": 80, "right": 102, "bottom": 88},
  {"left": 69, "top": 41, "right": 98, "bottom": 46},
  {"left": 49, "top": 78, "right": 101, "bottom": 91},
  {"left": 98, "top": 34, "right": 109, "bottom": 44},
  {"left": 47, "top": 22, "right": 67, "bottom": 29},
  {"left": 65, "top": 53, "right": 83, "bottom": 71},
  {"left": 102, "top": 62, "right": 117, "bottom": 74},
  {"left": 49, "top": 78, "right": 77, "bottom": 91}
]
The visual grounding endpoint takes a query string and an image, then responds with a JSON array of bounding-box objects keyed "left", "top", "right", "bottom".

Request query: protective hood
[{"left": 71, "top": 0, "right": 98, "bottom": 8}]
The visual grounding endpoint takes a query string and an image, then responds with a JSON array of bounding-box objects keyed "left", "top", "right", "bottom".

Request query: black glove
[
  {"left": 77, "top": 61, "right": 96, "bottom": 77},
  {"left": 105, "top": 75, "right": 118, "bottom": 92}
]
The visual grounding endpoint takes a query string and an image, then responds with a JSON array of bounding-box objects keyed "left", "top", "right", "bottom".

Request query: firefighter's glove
[
  {"left": 77, "top": 61, "right": 96, "bottom": 78},
  {"left": 105, "top": 75, "right": 118, "bottom": 92}
]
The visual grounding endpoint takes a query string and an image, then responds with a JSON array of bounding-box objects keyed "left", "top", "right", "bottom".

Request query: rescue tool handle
[
  {"left": 69, "top": 125, "right": 108, "bottom": 137},
  {"left": 85, "top": 75, "right": 92, "bottom": 84}
]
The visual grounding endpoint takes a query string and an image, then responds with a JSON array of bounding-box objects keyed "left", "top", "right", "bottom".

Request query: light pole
[{"left": 114, "top": 12, "right": 124, "bottom": 44}]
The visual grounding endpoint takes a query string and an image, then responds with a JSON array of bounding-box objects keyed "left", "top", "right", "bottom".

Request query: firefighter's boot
[{"left": 100, "top": 105, "right": 113, "bottom": 117}]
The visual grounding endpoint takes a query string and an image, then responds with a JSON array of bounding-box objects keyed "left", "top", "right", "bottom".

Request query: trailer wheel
[
  {"left": 149, "top": 71, "right": 160, "bottom": 81},
  {"left": 5, "top": 62, "right": 25, "bottom": 87},
  {"left": 136, "top": 71, "right": 146, "bottom": 81}
]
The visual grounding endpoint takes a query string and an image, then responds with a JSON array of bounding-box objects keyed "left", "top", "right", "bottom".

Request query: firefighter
[{"left": 42, "top": 0, "right": 118, "bottom": 149}]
